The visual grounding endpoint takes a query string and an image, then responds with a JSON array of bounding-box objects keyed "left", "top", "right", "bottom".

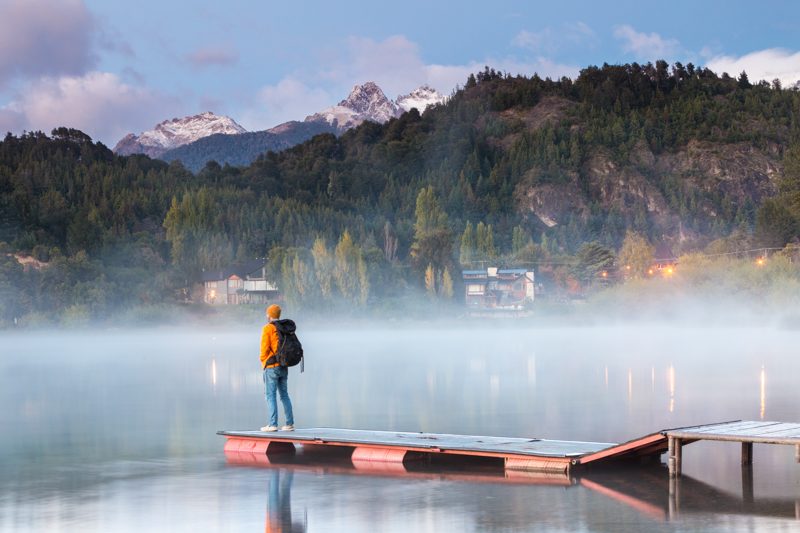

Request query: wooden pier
[
  {"left": 219, "top": 420, "right": 800, "bottom": 476},
  {"left": 664, "top": 420, "right": 800, "bottom": 477}
]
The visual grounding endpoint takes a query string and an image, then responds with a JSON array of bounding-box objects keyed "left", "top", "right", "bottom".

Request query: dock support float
[
  {"left": 351, "top": 447, "right": 409, "bottom": 464},
  {"left": 224, "top": 437, "right": 295, "bottom": 456},
  {"left": 667, "top": 437, "right": 682, "bottom": 477},
  {"left": 505, "top": 457, "right": 571, "bottom": 474}
]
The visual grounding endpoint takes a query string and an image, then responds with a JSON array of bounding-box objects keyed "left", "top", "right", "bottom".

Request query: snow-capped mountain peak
[
  {"left": 395, "top": 85, "right": 446, "bottom": 113},
  {"left": 113, "top": 111, "right": 246, "bottom": 157},
  {"left": 305, "top": 82, "right": 400, "bottom": 131},
  {"left": 338, "top": 82, "right": 399, "bottom": 122},
  {"left": 304, "top": 82, "right": 445, "bottom": 131}
]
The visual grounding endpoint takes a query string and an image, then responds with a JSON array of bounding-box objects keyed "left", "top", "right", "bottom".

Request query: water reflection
[
  {"left": 668, "top": 364, "right": 675, "bottom": 413},
  {"left": 266, "top": 470, "right": 305, "bottom": 533},
  {"left": 4, "top": 327, "right": 800, "bottom": 531},
  {"left": 226, "top": 448, "right": 800, "bottom": 526}
]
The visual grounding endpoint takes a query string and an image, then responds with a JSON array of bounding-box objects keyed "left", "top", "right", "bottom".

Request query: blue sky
[{"left": 1, "top": 0, "right": 800, "bottom": 145}]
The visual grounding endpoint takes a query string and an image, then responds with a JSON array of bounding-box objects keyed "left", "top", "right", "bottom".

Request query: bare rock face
[
  {"left": 515, "top": 140, "right": 783, "bottom": 247},
  {"left": 655, "top": 140, "right": 780, "bottom": 205},
  {"left": 516, "top": 178, "right": 588, "bottom": 229}
]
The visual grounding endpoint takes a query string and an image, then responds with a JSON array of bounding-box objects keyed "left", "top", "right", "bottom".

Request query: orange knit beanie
[{"left": 266, "top": 304, "right": 282, "bottom": 319}]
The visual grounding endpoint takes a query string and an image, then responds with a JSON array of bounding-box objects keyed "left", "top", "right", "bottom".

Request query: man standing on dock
[{"left": 260, "top": 304, "right": 295, "bottom": 432}]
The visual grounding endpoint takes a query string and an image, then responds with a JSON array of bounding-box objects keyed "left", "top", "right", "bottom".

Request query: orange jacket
[{"left": 260, "top": 322, "right": 280, "bottom": 369}]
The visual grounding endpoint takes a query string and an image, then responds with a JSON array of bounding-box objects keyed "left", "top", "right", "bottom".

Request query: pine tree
[
  {"left": 334, "top": 230, "right": 360, "bottom": 304},
  {"left": 441, "top": 267, "right": 454, "bottom": 299},
  {"left": 460, "top": 222, "right": 475, "bottom": 266},
  {"left": 311, "top": 237, "right": 333, "bottom": 300}
]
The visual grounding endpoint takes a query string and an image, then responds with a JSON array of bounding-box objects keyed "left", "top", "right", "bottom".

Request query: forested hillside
[
  {"left": 160, "top": 120, "right": 337, "bottom": 172},
  {"left": 2, "top": 61, "right": 800, "bottom": 325}
]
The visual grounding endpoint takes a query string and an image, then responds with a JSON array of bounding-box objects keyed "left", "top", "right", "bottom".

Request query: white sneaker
[
  {"left": 281, "top": 425, "right": 294, "bottom": 431},
  {"left": 260, "top": 425, "right": 278, "bottom": 432}
]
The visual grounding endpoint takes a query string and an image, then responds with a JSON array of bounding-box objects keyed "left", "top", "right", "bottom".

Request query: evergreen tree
[
  {"left": 459, "top": 222, "right": 475, "bottom": 266},
  {"left": 441, "top": 267, "right": 454, "bottom": 299},
  {"left": 410, "top": 186, "right": 452, "bottom": 271}
]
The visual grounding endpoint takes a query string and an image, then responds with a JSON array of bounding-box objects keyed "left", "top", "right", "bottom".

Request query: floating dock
[{"left": 219, "top": 420, "right": 800, "bottom": 475}]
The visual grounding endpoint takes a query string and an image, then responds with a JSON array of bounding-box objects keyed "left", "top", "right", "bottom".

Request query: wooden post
[
  {"left": 668, "top": 475, "right": 680, "bottom": 519},
  {"left": 667, "top": 437, "right": 680, "bottom": 477},
  {"left": 667, "top": 437, "right": 683, "bottom": 476},
  {"left": 742, "top": 463, "right": 754, "bottom": 504},
  {"left": 741, "top": 442, "right": 753, "bottom": 466},
  {"left": 667, "top": 437, "right": 674, "bottom": 476},
  {"left": 795, "top": 444, "right": 800, "bottom": 463}
]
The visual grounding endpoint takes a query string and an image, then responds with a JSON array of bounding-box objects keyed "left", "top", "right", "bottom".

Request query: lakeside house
[
  {"left": 462, "top": 267, "right": 535, "bottom": 309},
  {"left": 201, "top": 259, "right": 280, "bottom": 305}
]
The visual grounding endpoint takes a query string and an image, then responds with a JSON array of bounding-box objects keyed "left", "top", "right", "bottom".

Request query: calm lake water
[{"left": 2, "top": 323, "right": 800, "bottom": 532}]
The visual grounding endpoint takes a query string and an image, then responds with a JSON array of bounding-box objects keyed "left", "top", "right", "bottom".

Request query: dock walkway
[{"left": 219, "top": 420, "right": 800, "bottom": 475}]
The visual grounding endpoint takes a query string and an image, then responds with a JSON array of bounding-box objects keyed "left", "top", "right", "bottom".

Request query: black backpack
[{"left": 272, "top": 319, "right": 304, "bottom": 370}]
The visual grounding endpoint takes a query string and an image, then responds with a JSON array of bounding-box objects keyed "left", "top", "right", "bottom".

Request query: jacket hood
[{"left": 272, "top": 319, "right": 296, "bottom": 334}]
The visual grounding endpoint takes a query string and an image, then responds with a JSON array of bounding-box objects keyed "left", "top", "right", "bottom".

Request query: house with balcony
[
  {"left": 462, "top": 267, "right": 535, "bottom": 309},
  {"left": 201, "top": 259, "right": 280, "bottom": 305}
]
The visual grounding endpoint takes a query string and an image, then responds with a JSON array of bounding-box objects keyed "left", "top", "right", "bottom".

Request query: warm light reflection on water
[
  {"left": 668, "top": 364, "right": 676, "bottom": 414},
  {"left": 760, "top": 365, "right": 766, "bottom": 420}
]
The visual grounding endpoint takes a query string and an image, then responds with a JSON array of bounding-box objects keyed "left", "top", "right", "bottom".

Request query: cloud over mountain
[
  {"left": 0, "top": 72, "right": 177, "bottom": 144},
  {"left": 613, "top": 25, "right": 681, "bottom": 61},
  {"left": 706, "top": 48, "right": 800, "bottom": 86},
  {"left": 0, "top": 0, "right": 96, "bottom": 85}
]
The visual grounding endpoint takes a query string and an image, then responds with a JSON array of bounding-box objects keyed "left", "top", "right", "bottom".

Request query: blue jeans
[{"left": 264, "top": 366, "right": 294, "bottom": 427}]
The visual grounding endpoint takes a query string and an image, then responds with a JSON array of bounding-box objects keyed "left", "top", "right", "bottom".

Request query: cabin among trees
[
  {"left": 462, "top": 268, "right": 535, "bottom": 309},
  {"left": 201, "top": 259, "right": 279, "bottom": 305}
]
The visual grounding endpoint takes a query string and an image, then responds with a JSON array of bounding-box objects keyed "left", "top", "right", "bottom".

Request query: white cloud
[
  {"left": 0, "top": 72, "right": 178, "bottom": 145},
  {"left": 242, "top": 34, "right": 580, "bottom": 131},
  {"left": 613, "top": 25, "right": 680, "bottom": 61},
  {"left": 426, "top": 57, "right": 578, "bottom": 94},
  {"left": 326, "top": 35, "right": 429, "bottom": 97},
  {"left": 513, "top": 22, "right": 595, "bottom": 55},
  {"left": 241, "top": 77, "right": 333, "bottom": 131},
  {"left": 0, "top": 0, "right": 96, "bottom": 85},
  {"left": 706, "top": 48, "right": 800, "bottom": 85}
]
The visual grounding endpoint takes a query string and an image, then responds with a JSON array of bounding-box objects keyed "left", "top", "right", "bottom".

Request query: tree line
[{"left": 2, "top": 61, "right": 800, "bottom": 325}]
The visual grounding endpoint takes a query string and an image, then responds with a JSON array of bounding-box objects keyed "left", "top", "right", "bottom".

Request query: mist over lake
[{"left": 2, "top": 323, "right": 799, "bottom": 532}]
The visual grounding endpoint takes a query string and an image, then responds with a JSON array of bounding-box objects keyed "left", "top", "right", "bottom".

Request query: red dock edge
[{"left": 220, "top": 431, "right": 669, "bottom": 474}]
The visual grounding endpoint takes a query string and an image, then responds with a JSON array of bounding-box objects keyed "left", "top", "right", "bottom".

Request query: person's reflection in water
[{"left": 266, "top": 469, "right": 305, "bottom": 533}]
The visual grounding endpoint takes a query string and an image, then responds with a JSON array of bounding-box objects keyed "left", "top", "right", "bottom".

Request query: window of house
[{"left": 467, "top": 284, "right": 484, "bottom": 294}]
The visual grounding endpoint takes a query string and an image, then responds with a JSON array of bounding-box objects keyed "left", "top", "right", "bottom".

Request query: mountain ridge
[
  {"left": 159, "top": 82, "right": 445, "bottom": 171},
  {"left": 113, "top": 111, "right": 246, "bottom": 158}
]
